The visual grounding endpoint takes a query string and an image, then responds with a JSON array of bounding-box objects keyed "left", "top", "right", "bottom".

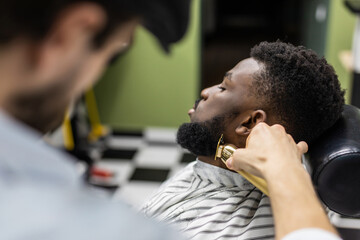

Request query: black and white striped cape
[{"left": 141, "top": 160, "right": 275, "bottom": 240}]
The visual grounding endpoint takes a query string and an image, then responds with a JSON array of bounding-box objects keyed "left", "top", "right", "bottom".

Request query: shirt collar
[{"left": 193, "top": 159, "right": 255, "bottom": 190}]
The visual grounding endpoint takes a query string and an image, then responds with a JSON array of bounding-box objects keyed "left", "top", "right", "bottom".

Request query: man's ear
[
  {"left": 235, "top": 110, "right": 267, "bottom": 137},
  {"left": 32, "top": 3, "right": 106, "bottom": 82}
]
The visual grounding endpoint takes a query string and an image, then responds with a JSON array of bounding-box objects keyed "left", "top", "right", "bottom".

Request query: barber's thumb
[
  {"left": 226, "top": 157, "right": 235, "bottom": 170},
  {"left": 226, "top": 149, "right": 246, "bottom": 171}
]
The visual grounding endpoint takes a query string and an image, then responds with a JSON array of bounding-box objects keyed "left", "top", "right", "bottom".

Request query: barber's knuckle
[
  {"left": 258, "top": 122, "right": 267, "bottom": 129},
  {"left": 253, "top": 123, "right": 265, "bottom": 133},
  {"left": 257, "top": 122, "right": 265, "bottom": 127},
  {"left": 272, "top": 124, "right": 285, "bottom": 132}
]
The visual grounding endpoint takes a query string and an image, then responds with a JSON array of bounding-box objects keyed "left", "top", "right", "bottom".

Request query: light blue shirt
[{"left": 0, "top": 111, "right": 183, "bottom": 240}]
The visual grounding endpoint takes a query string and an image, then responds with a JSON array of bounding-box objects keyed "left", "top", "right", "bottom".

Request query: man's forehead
[{"left": 226, "top": 58, "right": 261, "bottom": 79}]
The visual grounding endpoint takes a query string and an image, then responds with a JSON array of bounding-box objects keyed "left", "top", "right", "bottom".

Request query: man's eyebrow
[{"left": 224, "top": 72, "right": 232, "bottom": 81}]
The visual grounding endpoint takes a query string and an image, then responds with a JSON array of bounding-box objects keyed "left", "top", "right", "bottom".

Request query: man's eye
[{"left": 218, "top": 86, "right": 226, "bottom": 91}]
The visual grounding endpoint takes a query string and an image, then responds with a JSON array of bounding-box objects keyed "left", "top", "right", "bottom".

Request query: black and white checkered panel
[{"left": 93, "top": 127, "right": 196, "bottom": 208}]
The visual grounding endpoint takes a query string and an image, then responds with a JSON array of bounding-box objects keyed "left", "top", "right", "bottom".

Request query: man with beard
[
  {"left": 0, "top": 0, "right": 191, "bottom": 239},
  {"left": 141, "top": 41, "right": 345, "bottom": 240}
]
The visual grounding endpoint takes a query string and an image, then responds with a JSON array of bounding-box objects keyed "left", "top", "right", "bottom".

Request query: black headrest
[{"left": 304, "top": 105, "right": 360, "bottom": 217}]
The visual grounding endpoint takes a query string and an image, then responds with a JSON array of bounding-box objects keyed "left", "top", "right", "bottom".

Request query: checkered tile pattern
[{"left": 91, "top": 127, "right": 196, "bottom": 208}]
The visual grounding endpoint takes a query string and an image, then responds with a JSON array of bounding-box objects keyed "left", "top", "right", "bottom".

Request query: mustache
[{"left": 194, "top": 99, "right": 201, "bottom": 110}]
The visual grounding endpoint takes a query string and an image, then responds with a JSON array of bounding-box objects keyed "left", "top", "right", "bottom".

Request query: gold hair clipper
[{"left": 215, "top": 135, "right": 269, "bottom": 195}]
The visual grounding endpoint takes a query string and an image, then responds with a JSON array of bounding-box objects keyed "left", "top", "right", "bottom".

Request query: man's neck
[{"left": 198, "top": 155, "right": 229, "bottom": 170}]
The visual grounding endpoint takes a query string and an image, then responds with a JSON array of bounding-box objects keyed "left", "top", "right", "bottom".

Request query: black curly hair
[{"left": 250, "top": 41, "right": 345, "bottom": 144}]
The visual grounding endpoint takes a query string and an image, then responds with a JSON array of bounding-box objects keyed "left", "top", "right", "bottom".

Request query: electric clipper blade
[{"left": 215, "top": 135, "right": 269, "bottom": 196}]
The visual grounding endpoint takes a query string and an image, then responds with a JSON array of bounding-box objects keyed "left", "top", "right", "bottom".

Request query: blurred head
[
  {"left": 177, "top": 41, "right": 345, "bottom": 157},
  {"left": 0, "top": 0, "right": 190, "bottom": 133}
]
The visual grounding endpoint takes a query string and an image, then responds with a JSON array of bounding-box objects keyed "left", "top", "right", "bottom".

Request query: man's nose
[
  {"left": 200, "top": 85, "right": 217, "bottom": 100},
  {"left": 200, "top": 87, "right": 209, "bottom": 100}
]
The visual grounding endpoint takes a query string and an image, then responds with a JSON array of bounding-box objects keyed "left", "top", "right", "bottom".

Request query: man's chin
[{"left": 176, "top": 122, "right": 220, "bottom": 157}]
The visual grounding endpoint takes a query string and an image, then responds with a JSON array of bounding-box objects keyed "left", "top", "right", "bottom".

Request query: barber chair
[{"left": 304, "top": 104, "right": 360, "bottom": 239}]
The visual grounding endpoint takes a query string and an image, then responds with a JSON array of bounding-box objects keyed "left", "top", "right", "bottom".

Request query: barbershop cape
[{"left": 142, "top": 160, "right": 275, "bottom": 240}]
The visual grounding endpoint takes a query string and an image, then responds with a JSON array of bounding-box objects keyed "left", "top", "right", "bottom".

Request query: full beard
[{"left": 176, "top": 115, "right": 227, "bottom": 156}]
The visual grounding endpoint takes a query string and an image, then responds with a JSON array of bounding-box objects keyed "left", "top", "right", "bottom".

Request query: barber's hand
[{"left": 226, "top": 123, "right": 308, "bottom": 180}]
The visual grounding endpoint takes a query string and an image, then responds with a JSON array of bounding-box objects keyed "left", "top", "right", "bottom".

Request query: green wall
[
  {"left": 301, "top": 0, "right": 329, "bottom": 56},
  {"left": 325, "top": 0, "right": 356, "bottom": 103},
  {"left": 94, "top": 0, "right": 200, "bottom": 130}
]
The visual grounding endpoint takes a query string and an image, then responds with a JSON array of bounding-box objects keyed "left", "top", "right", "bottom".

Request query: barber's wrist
[{"left": 263, "top": 163, "right": 310, "bottom": 186}]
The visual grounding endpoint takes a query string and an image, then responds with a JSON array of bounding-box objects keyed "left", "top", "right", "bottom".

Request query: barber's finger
[{"left": 297, "top": 141, "right": 308, "bottom": 154}]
